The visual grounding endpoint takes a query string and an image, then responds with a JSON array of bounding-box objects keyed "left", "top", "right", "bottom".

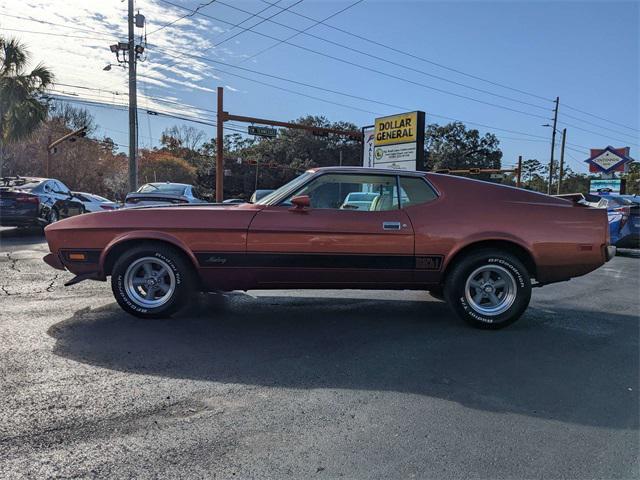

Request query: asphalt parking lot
[{"left": 0, "top": 226, "right": 638, "bottom": 479}]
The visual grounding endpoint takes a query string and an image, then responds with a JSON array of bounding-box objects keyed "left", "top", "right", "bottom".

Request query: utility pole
[
  {"left": 216, "top": 86, "right": 224, "bottom": 202},
  {"left": 557, "top": 128, "right": 567, "bottom": 195},
  {"left": 127, "top": 0, "right": 137, "bottom": 193},
  {"left": 547, "top": 96, "right": 559, "bottom": 194},
  {"left": 517, "top": 155, "right": 522, "bottom": 188}
]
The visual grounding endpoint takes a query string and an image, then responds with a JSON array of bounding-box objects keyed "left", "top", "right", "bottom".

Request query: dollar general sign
[
  {"left": 370, "top": 111, "right": 425, "bottom": 171},
  {"left": 374, "top": 112, "right": 419, "bottom": 146}
]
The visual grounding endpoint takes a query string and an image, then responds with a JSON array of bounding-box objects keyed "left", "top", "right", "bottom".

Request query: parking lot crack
[
  {"left": 6, "top": 252, "right": 20, "bottom": 272},
  {"left": 46, "top": 274, "right": 59, "bottom": 292},
  {"left": 1, "top": 285, "right": 12, "bottom": 296}
]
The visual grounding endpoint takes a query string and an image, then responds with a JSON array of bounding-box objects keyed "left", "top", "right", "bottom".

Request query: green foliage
[
  {"left": 0, "top": 36, "right": 53, "bottom": 145},
  {"left": 623, "top": 162, "right": 640, "bottom": 194},
  {"left": 424, "top": 121, "right": 502, "bottom": 171}
]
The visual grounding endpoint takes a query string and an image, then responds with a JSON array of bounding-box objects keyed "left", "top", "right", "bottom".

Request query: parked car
[
  {"left": 125, "top": 182, "right": 202, "bottom": 207},
  {"left": 582, "top": 193, "right": 639, "bottom": 248},
  {"left": 340, "top": 191, "right": 380, "bottom": 210},
  {"left": 249, "top": 189, "right": 274, "bottom": 203},
  {"left": 1, "top": 176, "right": 85, "bottom": 227},
  {"left": 72, "top": 192, "right": 120, "bottom": 212},
  {"left": 43, "top": 167, "right": 613, "bottom": 329}
]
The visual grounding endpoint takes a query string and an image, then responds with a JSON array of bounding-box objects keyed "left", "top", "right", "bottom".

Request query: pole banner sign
[
  {"left": 372, "top": 111, "right": 425, "bottom": 171},
  {"left": 362, "top": 126, "right": 375, "bottom": 168}
]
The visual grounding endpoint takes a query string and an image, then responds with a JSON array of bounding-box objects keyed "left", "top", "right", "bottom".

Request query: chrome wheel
[
  {"left": 464, "top": 265, "right": 517, "bottom": 316},
  {"left": 124, "top": 256, "right": 176, "bottom": 309},
  {"left": 48, "top": 209, "right": 58, "bottom": 223}
]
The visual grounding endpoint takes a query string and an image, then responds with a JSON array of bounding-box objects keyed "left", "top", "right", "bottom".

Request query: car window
[
  {"left": 398, "top": 177, "right": 437, "bottom": 208},
  {"left": 138, "top": 183, "right": 188, "bottom": 195},
  {"left": 283, "top": 173, "right": 399, "bottom": 211}
]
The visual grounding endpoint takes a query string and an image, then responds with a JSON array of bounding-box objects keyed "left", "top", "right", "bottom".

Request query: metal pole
[
  {"left": 339, "top": 149, "right": 343, "bottom": 167},
  {"left": 557, "top": 128, "right": 567, "bottom": 195},
  {"left": 127, "top": 0, "right": 137, "bottom": 193},
  {"left": 254, "top": 158, "right": 259, "bottom": 192},
  {"left": 547, "top": 96, "right": 559, "bottom": 194},
  {"left": 517, "top": 155, "right": 522, "bottom": 188},
  {"left": 46, "top": 134, "right": 52, "bottom": 177},
  {"left": 216, "top": 86, "right": 224, "bottom": 202}
]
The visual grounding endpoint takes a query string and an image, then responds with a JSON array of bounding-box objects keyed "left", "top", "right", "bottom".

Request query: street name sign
[{"left": 248, "top": 126, "right": 278, "bottom": 138}]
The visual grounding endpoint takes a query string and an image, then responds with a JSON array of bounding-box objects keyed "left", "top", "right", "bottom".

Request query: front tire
[
  {"left": 444, "top": 249, "right": 531, "bottom": 329},
  {"left": 111, "top": 244, "right": 194, "bottom": 318}
]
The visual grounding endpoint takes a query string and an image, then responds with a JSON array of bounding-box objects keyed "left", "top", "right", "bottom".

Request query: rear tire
[
  {"left": 444, "top": 249, "right": 531, "bottom": 329},
  {"left": 111, "top": 243, "right": 195, "bottom": 318}
]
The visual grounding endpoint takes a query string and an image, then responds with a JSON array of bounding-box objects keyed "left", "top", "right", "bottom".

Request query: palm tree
[{"left": 0, "top": 36, "right": 54, "bottom": 146}]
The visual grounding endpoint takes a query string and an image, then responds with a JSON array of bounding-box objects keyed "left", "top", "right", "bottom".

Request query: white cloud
[{"left": 0, "top": 0, "right": 239, "bottom": 119}]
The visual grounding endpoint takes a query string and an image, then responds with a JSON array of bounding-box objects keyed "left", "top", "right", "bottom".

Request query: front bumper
[
  {"left": 605, "top": 245, "right": 617, "bottom": 262},
  {"left": 43, "top": 253, "right": 66, "bottom": 271}
]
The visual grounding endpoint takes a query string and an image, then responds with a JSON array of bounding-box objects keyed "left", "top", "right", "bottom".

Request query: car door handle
[{"left": 382, "top": 222, "right": 401, "bottom": 230}]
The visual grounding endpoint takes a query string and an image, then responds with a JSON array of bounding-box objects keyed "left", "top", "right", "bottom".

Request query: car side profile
[
  {"left": 124, "top": 182, "right": 203, "bottom": 207},
  {"left": 0, "top": 176, "right": 85, "bottom": 227},
  {"left": 43, "top": 167, "right": 614, "bottom": 329}
]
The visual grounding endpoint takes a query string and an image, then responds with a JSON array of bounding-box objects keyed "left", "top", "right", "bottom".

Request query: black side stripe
[{"left": 195, "top": 252, "right": 443, "bottom": 271}]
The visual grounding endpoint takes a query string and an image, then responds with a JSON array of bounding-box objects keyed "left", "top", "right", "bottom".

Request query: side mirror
[{"left": 290, "top": 195, "right": 310, "bottom": 211}]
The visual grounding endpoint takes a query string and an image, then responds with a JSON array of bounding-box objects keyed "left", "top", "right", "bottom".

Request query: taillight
[
  {"left": 614, "top": 206, "right": 630, "bottom": 228},
  {"left": 15, "top": 194, "right": 39, "bottom": 205}
]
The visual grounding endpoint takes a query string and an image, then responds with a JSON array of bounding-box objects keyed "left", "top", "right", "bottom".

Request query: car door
[
  {"left": 247, "top": 172, "right": 415, "bottom": 287},
  {"left": 54, "top": 181, "right": 84, "bottom": 217}
]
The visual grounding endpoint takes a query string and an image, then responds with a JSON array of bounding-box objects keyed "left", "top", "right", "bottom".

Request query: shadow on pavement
[
  {"left": 48, "top": 293, "right": 639, "bottom": 429},
  {"left": 0, "top": 226, "right": 45, "bottom": 246}
]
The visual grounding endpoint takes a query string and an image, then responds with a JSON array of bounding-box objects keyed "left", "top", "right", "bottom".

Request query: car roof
[
  {"left": 309, "top": 166, "right": 427, "bottom": 177},
  {"left": 145, "top": 182, "right": 191, "bottom": 187}
]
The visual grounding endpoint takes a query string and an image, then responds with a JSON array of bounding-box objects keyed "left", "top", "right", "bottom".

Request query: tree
[
  {"left": 424, "top": 122, "right": 502, "bottom": 171},
  {"left": 0, "top": 37, "right": 53, "bottom": 145},
  {"left": 138, "top": 150, "right": 197, "bottom": 185},
  {"left": 623, "top": 162, "right": 640, "bottom": 195}
]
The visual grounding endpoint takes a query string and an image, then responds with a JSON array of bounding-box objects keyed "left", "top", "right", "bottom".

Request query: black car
[
  {"left": 0, "top": 176, "right": 85, "bottom": 227},
  {"left": 124, "top": 182, "right": 204, "bottom": 207}
]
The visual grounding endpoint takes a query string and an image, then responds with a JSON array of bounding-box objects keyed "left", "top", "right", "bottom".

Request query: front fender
[{"left": 99, "top": 230, "right": 199, "bottom": 274}]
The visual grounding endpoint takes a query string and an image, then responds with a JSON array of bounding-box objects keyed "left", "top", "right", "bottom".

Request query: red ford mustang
[{"left": 43, "top": 167, "right": 615, "bottom": 329}]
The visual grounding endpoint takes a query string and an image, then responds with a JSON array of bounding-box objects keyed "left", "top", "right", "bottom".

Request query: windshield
[
  {"left": 255, "top": 172, "right": 313, "bottom": 205},
  {"left": 137, "top": 184, "right": 187, "bottom": 195}
]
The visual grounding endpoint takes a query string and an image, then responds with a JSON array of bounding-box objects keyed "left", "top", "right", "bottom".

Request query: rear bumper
[
  {"left": 614, "top": 234, "right": 640, "bottom": 249},
  {"left": 605, "top": 245, "right": 617, "bottom": 261}
]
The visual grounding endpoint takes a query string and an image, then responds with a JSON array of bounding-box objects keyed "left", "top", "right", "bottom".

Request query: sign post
[{"left": 371, "top": 111, "right": 425, "bottom": 171}]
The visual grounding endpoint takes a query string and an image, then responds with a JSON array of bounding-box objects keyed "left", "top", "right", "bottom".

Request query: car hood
[{"left": 45, "top": 202, "right": 263, "bottom": 232}]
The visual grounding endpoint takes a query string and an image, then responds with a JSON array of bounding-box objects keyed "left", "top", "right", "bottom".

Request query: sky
[{"left": 1, "top": 0, "right": 639, "bottom": 173}]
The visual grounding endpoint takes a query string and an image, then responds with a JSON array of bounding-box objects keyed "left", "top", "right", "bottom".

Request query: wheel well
[
  {"left": 444, "top": 240, "right": 537, "bottom": 282},
  {"left": 103, "top": 239, "right": 196, "bottom": 276}
]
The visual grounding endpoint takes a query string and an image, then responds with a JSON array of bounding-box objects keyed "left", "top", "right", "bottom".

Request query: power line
[
  {"left": 237, "top": 0, "right": 364, "bottom": 64},
  {"left": 557, "top": 120, "right": 639, "bottom": 147},
  {"left": 0, "top": 27, "right": 112, "bottom": 42},
  {"left": 152, "top": 47, "right": 563, "bottom": 139},
  {"left": 211, "top": 0, "right": 304, "bottom": 49},
  {"left": 561, "top": 111, "right": 640, "bottom": 140},
  {"left": 563, "top": 103, "right": 639, "bottom": 133},
  {"left": 256, "top": 0, "right": 552, "bottom": 103},
  {"left": 256, "top": 0, "right": 638, "bottom": 134},
  {"left": 147, "top": 0, "right": 217, "bottom": 35},
  {"left": 157, "top": 0, "right": 553, "bottom": 115}
]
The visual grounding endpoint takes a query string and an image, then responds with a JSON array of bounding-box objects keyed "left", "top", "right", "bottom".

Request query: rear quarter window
[{"left": 399, "top": 177, "right": 437, "bottom": 208}]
